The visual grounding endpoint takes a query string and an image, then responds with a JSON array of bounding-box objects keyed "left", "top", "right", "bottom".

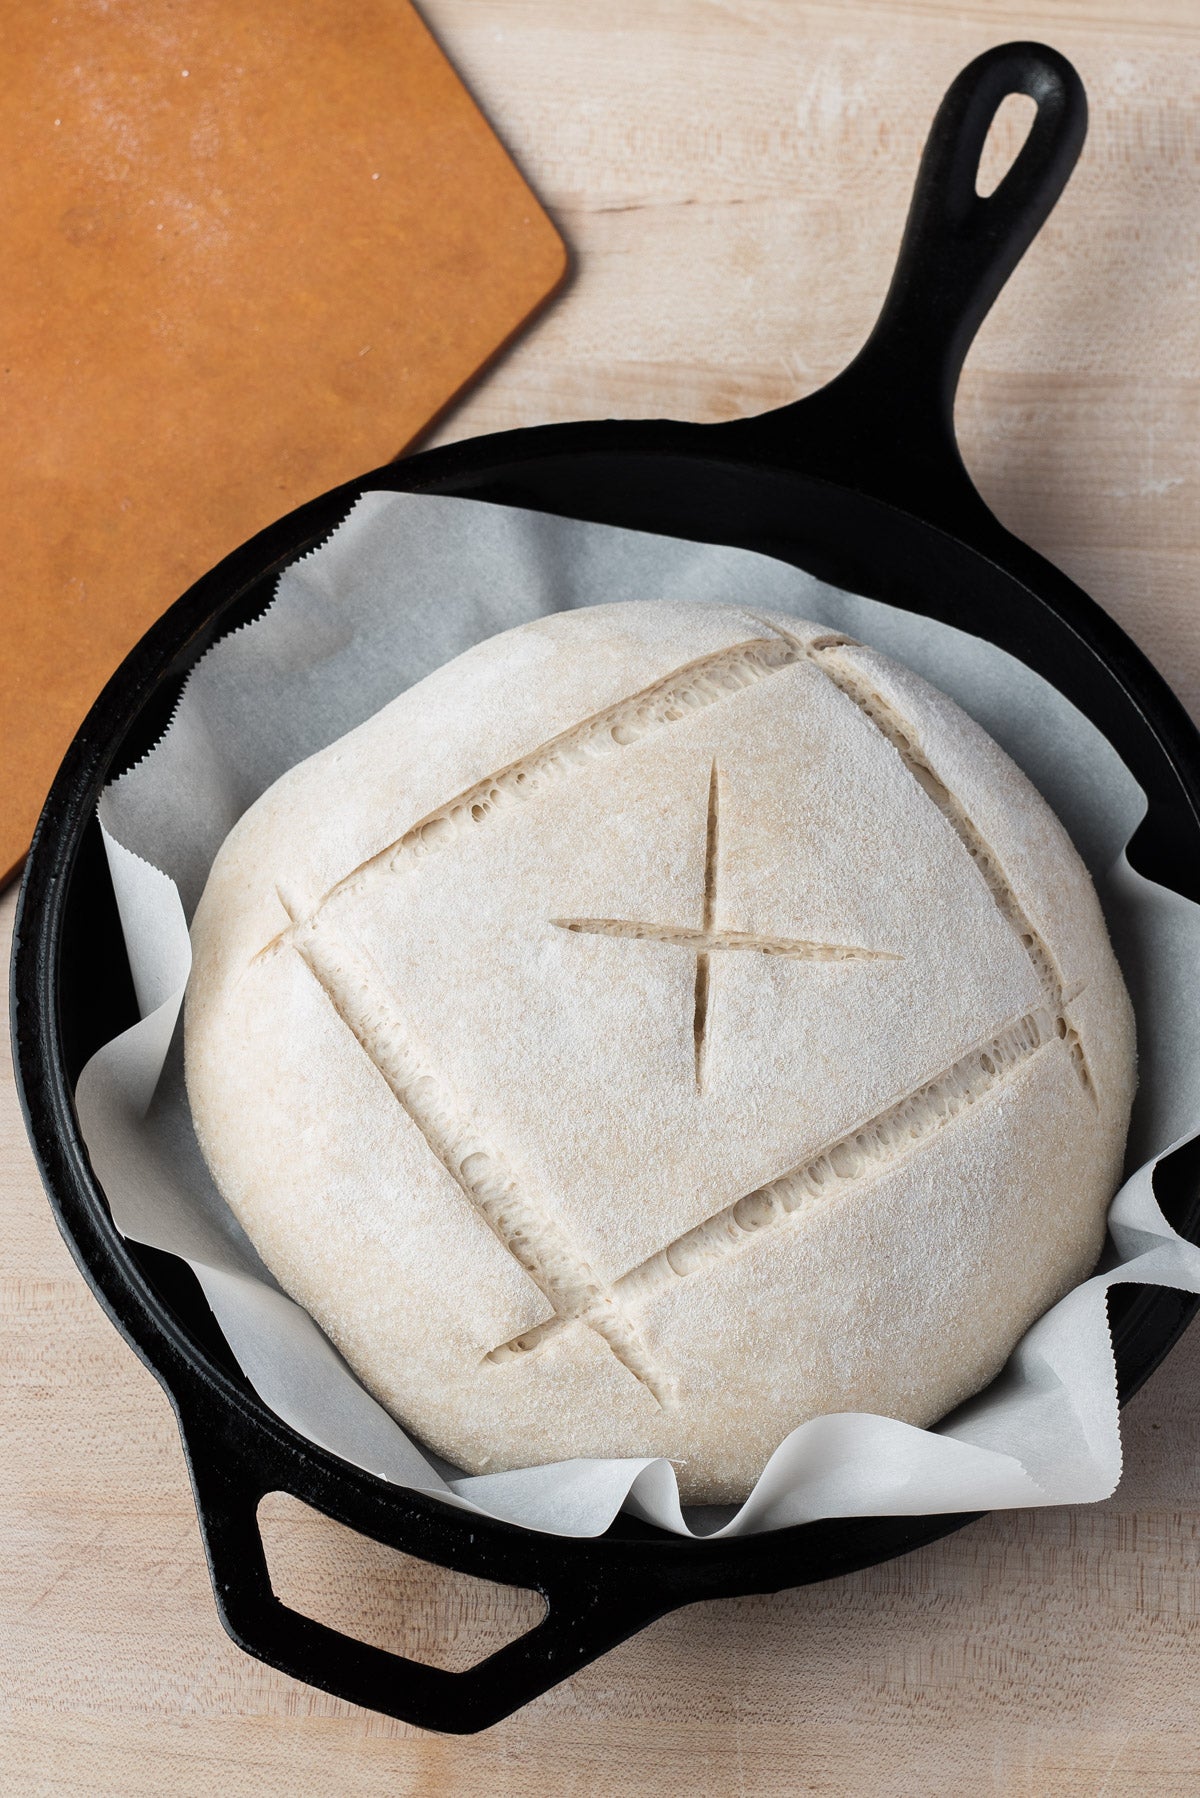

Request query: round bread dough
[{"left": 185, "top": 601, "right": 1135, "bottom": 1503}]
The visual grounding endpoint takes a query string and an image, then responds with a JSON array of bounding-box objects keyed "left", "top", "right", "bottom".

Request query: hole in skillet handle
[
  {"left": 157, "top": 43, "right": 1098, "bottom": 1735},
  {"left": 257, "top": 1492, "right": 548, "bottom": 1673},
  {"left": 975, "top": 92, "right": 1038, "bottom": 198}
]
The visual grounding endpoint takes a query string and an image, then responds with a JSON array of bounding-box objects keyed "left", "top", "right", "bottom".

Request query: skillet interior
[{"left": 36, "top": 435, "right": 1200, "bottom": 1541}]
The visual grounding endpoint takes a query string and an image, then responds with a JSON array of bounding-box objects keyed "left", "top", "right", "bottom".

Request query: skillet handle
[
  {"left": 177, "top": 1406, "right": 677, "bottom": 1734},
  {"left": 722, "top": 42, "right": 1088, "bottom": 530}
]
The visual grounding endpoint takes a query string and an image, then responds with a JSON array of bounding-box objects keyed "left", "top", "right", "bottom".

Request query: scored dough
[{"left": 185, "top": 602, "right": 1135, "bottom": 1503}]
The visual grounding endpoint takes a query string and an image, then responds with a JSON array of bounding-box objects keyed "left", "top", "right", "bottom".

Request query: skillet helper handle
[
  {"left": 178, "top": 1412, "right": 674, "bottom": 1734},
  {"left": 726, "top": 42, "right": 1088, "bottom": 525}
]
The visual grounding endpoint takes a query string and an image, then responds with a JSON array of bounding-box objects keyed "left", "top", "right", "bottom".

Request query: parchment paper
[{"left": 77, "top": 491, "right": 1200, "bottom": 1538}]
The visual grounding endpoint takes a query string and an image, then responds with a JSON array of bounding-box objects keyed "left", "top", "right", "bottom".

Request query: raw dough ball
[{"left": 185, "top": 602, "right": 1135, "bottom": 1503}]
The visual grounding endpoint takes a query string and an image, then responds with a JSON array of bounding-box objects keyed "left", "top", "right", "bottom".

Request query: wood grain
[{"left": 5, "top": 0, "right": 1200, "bottom": 1790}]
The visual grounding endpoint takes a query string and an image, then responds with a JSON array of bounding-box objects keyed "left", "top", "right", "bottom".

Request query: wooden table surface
[{"left": 5, "top": 2, "right": 1200, "bottom": 1791}]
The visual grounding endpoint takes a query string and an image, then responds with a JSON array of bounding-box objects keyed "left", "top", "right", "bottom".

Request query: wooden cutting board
[{"left": 0, "top": 0, "right": 566, "bottom": 885}]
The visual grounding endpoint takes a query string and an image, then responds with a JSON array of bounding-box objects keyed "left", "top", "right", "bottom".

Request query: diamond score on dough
[{"left": 252, "top": 620, "right": 1094, "bottom": 1413}]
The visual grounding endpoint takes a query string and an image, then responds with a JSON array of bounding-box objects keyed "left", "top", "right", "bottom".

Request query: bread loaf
[{"left": 185, "top": 601, "right": 1135, "bottom": 1503}]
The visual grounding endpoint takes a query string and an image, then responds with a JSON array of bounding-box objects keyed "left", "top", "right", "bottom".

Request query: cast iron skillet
[{"left": 14, "top": 43, "right": 1200, "bottom": 1734}]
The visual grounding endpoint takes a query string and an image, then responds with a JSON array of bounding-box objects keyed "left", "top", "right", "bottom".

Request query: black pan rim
[{"left": 14, "top": 429, "right": 1200, "bottom": 1588}]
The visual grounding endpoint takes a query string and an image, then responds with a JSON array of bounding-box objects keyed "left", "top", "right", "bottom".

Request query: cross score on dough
[
  {"left": 266, "top": 627, "right": 1092, "bottom": 1408},
  {"left": 551, "top": 759, "right": 898, "bottom": 1092}
]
